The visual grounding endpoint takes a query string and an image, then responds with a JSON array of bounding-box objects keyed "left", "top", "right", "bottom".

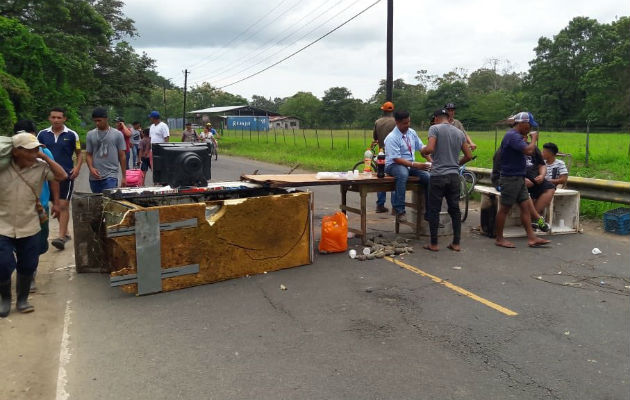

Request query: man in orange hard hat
[{"left": 373, "top": 101, "right": 396, "bottom": 213}]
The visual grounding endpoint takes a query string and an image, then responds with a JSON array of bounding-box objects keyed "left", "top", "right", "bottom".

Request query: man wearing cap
[
  {"left": 444, "top": 103, "right": 477, "bottom": 151},
  {"left": 0, "top": 133, "right": 67, "bottom": 317},
  {"left": 495, "top": 111, "right": 550, "bottom": 248},
  {"left": 384, "top": 111, "right": 432, "bottom": 223},
  {"left": 13, "top": 120, "right": 61, "bottom": 292},
  {"left": 37, "top": 107, "right": 83, "bottom": 250},
  {"left": 421, "top": 109, "right": 473, "bottom": 251},
  {"left": 85, "top": 107, "right": 127, "bottom": 193},
  {"left": 148, "top": 111, "right": 170, "bottom": 143},
  {"left": 372, "top": 101, "right": 396, "bottom": 213},
  {"left": 115, "top": 117, "right": 132, "bottom": 169}
]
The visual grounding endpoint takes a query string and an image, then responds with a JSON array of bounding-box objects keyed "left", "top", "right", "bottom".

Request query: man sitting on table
[{"left": 384, "top": 110, "right": 432, "bottom": 223}]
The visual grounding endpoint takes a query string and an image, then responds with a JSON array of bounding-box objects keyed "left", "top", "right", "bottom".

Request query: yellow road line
[{"left": 385, "top": 257, "right": 518, "bottom": 316}]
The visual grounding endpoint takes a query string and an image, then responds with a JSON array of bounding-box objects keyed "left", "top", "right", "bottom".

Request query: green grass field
[{"left": 178, "top": 128, "right": 630, "bottom": 218}]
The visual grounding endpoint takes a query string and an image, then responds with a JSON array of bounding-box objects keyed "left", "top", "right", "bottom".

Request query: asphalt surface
[{"left": 2, "top": 155, "right": 629, "bottom": 400}]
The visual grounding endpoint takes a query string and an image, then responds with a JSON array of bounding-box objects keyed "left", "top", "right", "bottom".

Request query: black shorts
[
  {"left": 140, "top": 157, "right": 151, "bottom": 172},
  {"left": 59, "top": 178, "right": 75, "bottom": 201},
  {"left": 528, "top": 180, "right": 555, "bottom": 199},
  {"left": 499, "top": 176, "right": 529, "bottom": 206}
]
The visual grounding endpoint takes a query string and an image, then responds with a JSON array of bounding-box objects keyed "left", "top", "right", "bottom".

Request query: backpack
[{"left": 0, "top": 136, "right": 12, "bottom": 171}]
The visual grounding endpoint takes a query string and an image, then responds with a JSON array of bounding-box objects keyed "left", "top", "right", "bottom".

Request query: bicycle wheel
[
  {"left": 352, "top": 160, "right": 377, "bottom": 172},
  {"left": 462, "top": 170, "right": 476, "bottom": 196},
  {"left": 459, "top": 175, "right": 469, "bottom": 222}
]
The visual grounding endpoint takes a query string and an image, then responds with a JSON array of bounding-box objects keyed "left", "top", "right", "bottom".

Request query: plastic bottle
[
  {"left": 376, "top": 149, "right": 385, "bottom": 178},
  {"left": 363, "top": 148, "right": 373, "bottom": 172}
]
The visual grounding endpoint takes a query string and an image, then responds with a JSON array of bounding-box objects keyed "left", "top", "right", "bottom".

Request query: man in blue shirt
[
  {"left": 37, "top": 107, "right": 83, "bottom": 250},
  {"left": 495, "top": 112, "right": 550, "bottom": 248},
  {"left": 384, "top": 111, "right": 431, "bottom": 223}
]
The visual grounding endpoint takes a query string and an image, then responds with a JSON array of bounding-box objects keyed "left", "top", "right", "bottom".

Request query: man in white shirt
[{"left": 148, "top": 111, "right": 170, "bottom": 143}]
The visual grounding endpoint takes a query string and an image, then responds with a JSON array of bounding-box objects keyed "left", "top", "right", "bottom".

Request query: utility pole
[
  {"left": 385, "top": 0, "right": 393, "bottom": 102},
  {"left": 182, "top": 69, "right": 190, "bottom": 129},
  {"left": 162, "top": 83, "right": 167, "bottom": 118}
]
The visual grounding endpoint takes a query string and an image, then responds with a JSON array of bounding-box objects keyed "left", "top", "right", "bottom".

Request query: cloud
[{"left": 123, "top": 0, "right": 627, "bottom": 100}]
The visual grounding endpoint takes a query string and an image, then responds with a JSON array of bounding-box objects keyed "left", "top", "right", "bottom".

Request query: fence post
[
  {"left": 347, "top": 129, "right": 350, "bottom": 149},
  {"left": 241, "top": 127, "right": 244, "bottom": 141},
  {"left": 363, "top": 129, "right": 366, "bottom": 146},
  {"left": 494, "top": 127, "right": 498, "bottom": 152},
  {"left": 315, "top": 128, "right": 320, "bottom": 148},
  {"left": 585, "top": 120, "right": 591, "bottom": 167},
  {"left": 330, "top": 129, "right": 334, "bottom": 150}
]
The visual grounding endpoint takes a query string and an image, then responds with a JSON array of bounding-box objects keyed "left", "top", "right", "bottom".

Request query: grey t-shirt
[
  {"left": 427, "top": 123, "right": 466, "bottom": 176},
  {"left": 86, "top": 127, "right": 125, "bottom": 180}
]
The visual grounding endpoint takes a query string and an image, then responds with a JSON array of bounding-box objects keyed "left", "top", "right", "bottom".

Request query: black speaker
[{"left": 152, "top": 142, "right": 212, "bottom": 187}]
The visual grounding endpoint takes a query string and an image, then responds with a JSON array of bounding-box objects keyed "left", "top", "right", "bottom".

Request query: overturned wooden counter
[{"left": 72, "top": 185, "right": 313, "bottom": 295}]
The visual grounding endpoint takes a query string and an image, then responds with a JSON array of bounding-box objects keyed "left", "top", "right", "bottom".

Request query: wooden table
[{"left": 241, "top": 173, "right": 425, "bottom": 244}]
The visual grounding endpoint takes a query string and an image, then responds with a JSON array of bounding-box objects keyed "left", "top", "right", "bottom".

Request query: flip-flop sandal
[
  {"left": 423, "top": 244, "right": 439, "bottom": 252},
  {"left": 495, "top": 242, "right": 516, "bottom": 248},
  {"left": 447, "top": 244, "right": 461, "bottom": 252}
]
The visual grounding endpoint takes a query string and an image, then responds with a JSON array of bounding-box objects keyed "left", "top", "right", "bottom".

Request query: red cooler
[{"left": 125, "top": 169, "right": 144, "bottom": 187}]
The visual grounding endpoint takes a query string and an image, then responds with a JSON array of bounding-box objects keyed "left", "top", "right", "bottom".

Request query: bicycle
[
  {"left": 351, "top": 142, "right": 379, "bottom": 172},
  {"left": 458, "top": 156, "right": 477, "bottom": 222}
]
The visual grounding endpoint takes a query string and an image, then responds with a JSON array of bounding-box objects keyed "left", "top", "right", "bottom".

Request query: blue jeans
[
  {"left": 0, "top": 234, "right": 40, "bottom": 281},
  {"left": 385, "top": 163, "right": 430, "bottom": 216},
  {"left": 376, "top": 191, "right": 390, "bottom": 207},
  {"left": 131, "top": 144, "right": 139, "bottom": 167},
  {"left": 90, "top": 177, "right": 118, "bottom": 194}
]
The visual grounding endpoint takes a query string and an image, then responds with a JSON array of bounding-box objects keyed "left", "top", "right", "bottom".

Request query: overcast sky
[{"left": 122, "top": 0, "right": 626, "bottom": 102}]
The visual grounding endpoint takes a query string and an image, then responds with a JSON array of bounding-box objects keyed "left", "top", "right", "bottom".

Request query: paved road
[{"left": 1, "top": 155, "right": 628, "bottom": 400}]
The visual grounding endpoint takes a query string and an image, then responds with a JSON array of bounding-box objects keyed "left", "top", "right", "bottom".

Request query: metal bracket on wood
[
  {"left": 110, "top": 264, "right": 200, "bottom": 287},
  {"left": 106, "top": 218, "right": 198, "bottom": 238},
  {"left": 109, "top": 211, "right": 200, "bottom": 295}
]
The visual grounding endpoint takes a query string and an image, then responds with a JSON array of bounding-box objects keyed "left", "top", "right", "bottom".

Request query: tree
[
  {"left": 579, "top": 17, "right": 630, "bottom": 127},
  {"left": 321, "top": 87, "right": 356, "bottom": 127},
  {"left": 279, "top": 92, "right": 322, "bottom": 128},
  {"left": 250, "top": 95, "right": 279, "bottom": 113},
  {"left": 524, "top": 16, "right": 629, "bottom": 128}
]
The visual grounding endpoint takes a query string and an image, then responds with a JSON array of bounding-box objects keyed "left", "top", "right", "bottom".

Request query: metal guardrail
[{"left": 468, "top": 167, "right": 630, "bottom": 205}]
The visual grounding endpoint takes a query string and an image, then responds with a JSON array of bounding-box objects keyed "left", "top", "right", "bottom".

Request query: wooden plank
[{"left": 241, "top": 173, "right": 402, "bottom": 188}]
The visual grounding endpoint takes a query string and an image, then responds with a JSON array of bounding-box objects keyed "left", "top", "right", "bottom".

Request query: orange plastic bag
[{"left": 318, "top": 211, "right": 348, "bottom": 253}]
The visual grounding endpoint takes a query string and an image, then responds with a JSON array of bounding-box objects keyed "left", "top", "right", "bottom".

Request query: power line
[
  {"left": 208, "top": 0, "right": 363, "bottom": 86},
  {"left": 185, "top": 0, "right": 295, "bottom": 72},
  {"left": 217, "top": 0, "right": 381, "bottom": 90},
  {"left": 192, "top": 0, "right": 364, "bottom": 87},
  {"left": 189, "top": 0, "right": 339, "bottom": 85}
]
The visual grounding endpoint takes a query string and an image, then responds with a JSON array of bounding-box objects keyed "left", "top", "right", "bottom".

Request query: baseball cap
[
  {"left": 115, "top": 116, "right": 124, "bottom": 123},
  {"left": 444, "top": 103, "right": 456, "bottom": 109},
  {"left": 148, "top": 111, "right": 160, "bottom": 119},
  {"left": 12, "top": 132, "right": 43, "bottom": 149},
  {"left": 380, "top": 101, "right": 394, "bottom": 112},
  {"left": 433, "top": 108, "right": 449, "bottom": 118},
  {"left": 513, "top": 111, "right": 539, "bottom": 128}
]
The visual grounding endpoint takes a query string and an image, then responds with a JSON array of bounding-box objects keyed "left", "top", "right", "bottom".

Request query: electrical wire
[
  {"left": 215, "top": 0, "right": 381, "bottom": 90},
  {"left": 195, "top": 0, "right": 363, "bottom": 86},
  {"left": 189, "top": 0, "right": 339, "bottom": 85},
  {"left": 212, "top": 0, "right": 362, "bottom": 84},
  {"left": 185, "top": 0, "right": 293, "bottom": 72}
]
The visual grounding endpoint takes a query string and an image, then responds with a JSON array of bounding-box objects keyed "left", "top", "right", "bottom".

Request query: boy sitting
[{"left": 542, "top": 142, "right": 568, "bottom": 188}]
